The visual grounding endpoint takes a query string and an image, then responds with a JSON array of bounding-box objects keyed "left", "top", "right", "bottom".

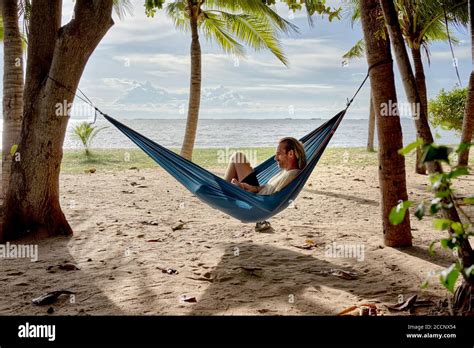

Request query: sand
[{"left": 0, "top": 164, "right": 472, "bottom": 316}]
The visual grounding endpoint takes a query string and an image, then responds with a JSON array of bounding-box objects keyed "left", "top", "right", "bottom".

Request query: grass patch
[{"left": 61, "top": 146, "right": 471, "bottom": 174}]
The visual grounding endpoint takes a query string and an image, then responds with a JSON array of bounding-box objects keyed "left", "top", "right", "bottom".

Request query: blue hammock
[{"left": 102, "top": 110, "right": 345, "bottom": 222}]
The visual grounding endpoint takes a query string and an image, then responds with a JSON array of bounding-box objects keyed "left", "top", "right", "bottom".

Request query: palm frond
[
  {"left": 204, "top": 0, "right": 298, "bottom": 34},
  {"left": 0, "top": 18, "right": 4, "bottom": 42},
  {"left": 342, "top": 0, "right": 361, "bottom": 27},
  {"left": 209, "top": 10, "right": 288, "bottom": 66},
  {"left": 113, "top": 0, "right": 134, "bottom": 20},
  {"left": 200, "top": 12, "right": 246, "bottom": 57},
  {"left": 399, "top": 0, "right": 467, "bottom": 48},
  {"left": 166, "top": 0, "right": 190, "bottom": 31},
  {"left": 342, "top": 38, "right": 365, "bottom": 64}
]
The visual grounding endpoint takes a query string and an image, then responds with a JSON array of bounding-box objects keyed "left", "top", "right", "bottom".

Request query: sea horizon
[{"left": 0, "top": 117, "right": 461, "bottom": 150}]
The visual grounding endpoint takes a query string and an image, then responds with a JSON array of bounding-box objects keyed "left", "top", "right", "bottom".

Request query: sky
[{"left": 0, "top": 0, "right": 472, "bottom": 120}]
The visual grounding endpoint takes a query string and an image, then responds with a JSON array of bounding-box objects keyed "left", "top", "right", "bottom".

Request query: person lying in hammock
[{"left": 224, "top": 137, "right": 306, "bottom": 195}]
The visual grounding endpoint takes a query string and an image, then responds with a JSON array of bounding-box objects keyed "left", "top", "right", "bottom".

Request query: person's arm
[{"left": 239, "top": 182, "right": 262, "bottom": 193}]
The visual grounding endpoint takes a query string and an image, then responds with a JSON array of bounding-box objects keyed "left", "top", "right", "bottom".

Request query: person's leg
[{"left": 224, "top": 152, "right": 254, "bottom": 182}]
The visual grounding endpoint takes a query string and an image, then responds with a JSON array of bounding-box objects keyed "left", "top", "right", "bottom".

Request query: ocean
[{"left": 0, "top": 118, "right": 462, "bottom": 150}]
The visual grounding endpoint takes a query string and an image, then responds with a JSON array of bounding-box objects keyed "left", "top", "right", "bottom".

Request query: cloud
[{"left": 111, "top": 80, "right": 253, "bottom": 109}]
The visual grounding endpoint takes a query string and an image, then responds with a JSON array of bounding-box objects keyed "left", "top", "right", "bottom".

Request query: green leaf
[
  {"left": 428, "top": 240, "right": 439, "bottom": 255},
  {"left": 456, "top": 142, "right": 472, "bottom": 154},
  {"left": 447, "top": 166, "right": 469, "bottom": 179},
  {"left": 10, "top": 144, "right": 18, "bottom": 157},
  {"left": 389, "top": 200, "right": 413, "bottom": 225},
  {"left": 421, "top": 279, "right": 430, "bottom": 288},
  {"left": 451, "top": 222, "right": 464, "bottom": 235},
  {"left": 398, "top": 139, "right": 424, "bottom": 156},
  {"left": 429, "top": 200, "right": 441, "bottom": 215},
  {"left": 439, "top": 264, "right": 460, "bottom": 293},
  {"left": 433, "top": 219, "right": 452, "bottom": 231},
  {"left": 415, "top": 202, "right": 425, "bottom": 220},
  {"left": 464, "top": 265, "right": 474, "bottom": 278},
  {"left": 435, "top": 189, "right": 452, "bottom": 199},
  {"left": 464, "top": 197, "right": 474, "bottom": 205},
  {"left": 429, "top": 173, "right": 443, "bottom": 184},
  {"left": 440, "top": 238, "right": 456, "bottom": 249},
  {"left": 422, "top": 145, "right": 452, "bottom": 164}
]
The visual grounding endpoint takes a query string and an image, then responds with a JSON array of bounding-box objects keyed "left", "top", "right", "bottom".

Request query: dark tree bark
[
  {"left": 367, "top": 94, "right": 375, "bottom": 152},
  {"left": 1, "top": 0, "right": 114, "bottom": 241},
  {"left": 360, "top": 0, "right": 412, "bottom": 247}
]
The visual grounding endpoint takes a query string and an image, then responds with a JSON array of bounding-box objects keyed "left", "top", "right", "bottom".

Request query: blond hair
[{"left": 279, "top": 137, "right": 306, "bottom": 169}]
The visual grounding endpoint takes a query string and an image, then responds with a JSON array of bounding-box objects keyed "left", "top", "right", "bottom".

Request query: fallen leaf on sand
[
  {"left": 172, "top": 222, "right": 186, "bottom": 231},
  {"left": 141, "top": 220, "right": 159, "bottom": 226},
  {"left": 157, "top": 266, "right": 178, "bottom": 275},
  {"left": 292, "top": 239, "right": 318, "bottom": 250},
  {"left": 32, "top": 290, "right": 75, "bottom": 305},
  {"left": 387, "top": 295, "right": 418, "bottom": 311},
  {"left": 329, "top": 269, "right": 357, "bottom": 280},
  {"left": 180, "top": 295, "right": 197, "bottom": 303},
  {"left": 338, "top": 303, "right": 377, "bottom": 316}
]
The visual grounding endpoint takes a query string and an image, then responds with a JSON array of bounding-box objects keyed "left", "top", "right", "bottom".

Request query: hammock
[{"left": 102, "top": 110, "right": 346, "bottom": 223}]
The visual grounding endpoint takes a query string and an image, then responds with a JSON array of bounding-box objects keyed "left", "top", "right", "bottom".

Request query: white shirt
[{"left": 258, "top": 169, "right": 301, "bottom": 195}]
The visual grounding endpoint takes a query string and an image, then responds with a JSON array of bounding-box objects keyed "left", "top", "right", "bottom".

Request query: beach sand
[{"left": 0, "top": 163, "right": 472, "bottom": 316}]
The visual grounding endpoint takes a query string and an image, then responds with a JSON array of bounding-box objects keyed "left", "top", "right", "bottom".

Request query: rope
[
  {"left": 345, "top": 58, "right": 393, "bottom": 110},
  {"left": 45, "top": 74, "right": 106, "bottom": 124},
  {"left": 443, "top": 5, "right": 463, "bottom": 87}
]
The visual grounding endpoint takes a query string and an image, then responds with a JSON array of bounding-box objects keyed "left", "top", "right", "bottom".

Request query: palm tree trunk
[
  {"left": 459, "top": 0, "right": 474, "bottom": 166},
  {"left": 2, "top": 0, "right": 24, "bottom": 202},
  {"left": 367, "top": 94, "right": 375, "bottom": 152},
  {"left": 378, "top": 0, "right": 441, "bottom": 175},
  {"left": 360, "top": 0, "right": 412, "bottom": 247},
  {"left": 380, "top": 0, "right": 473, "bottom": 314},
  {"left": 411, "top": 47, "right": 428, "bottom": 174},
  {"left": 180, "top": 10, "right": 202, "bottom": 161},
  {"left": 1, "top": 0, "right": 114, "bottom": 242}
]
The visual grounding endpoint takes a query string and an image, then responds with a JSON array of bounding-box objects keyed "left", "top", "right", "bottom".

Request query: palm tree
[
  {"left": 158, "top": 0, "right": 296, "bottom": 160},
  {"left": 72, "top": 122, "right": 108, "bottom": 156},
  {"left": 459, "top": 0, "right": 474, "bottom": 166},
  {"left": 1, "top": 0, "right": 24, "bottom": 203},
  {"left": 344, "top": 0, "right": 468, "bottom": 173},
  {"left": 359, "top": 0, "right": 412, "bottom": 247},
  {"left": 397, "top": 0, "right": 467, "bottom": 173}
]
